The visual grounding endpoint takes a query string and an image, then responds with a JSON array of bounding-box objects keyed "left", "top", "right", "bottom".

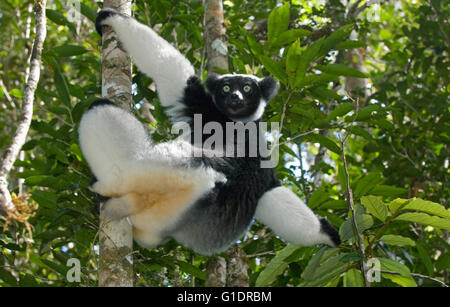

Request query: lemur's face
[{"left": 206, "top": 74, "right": 279, "bottom": 122}]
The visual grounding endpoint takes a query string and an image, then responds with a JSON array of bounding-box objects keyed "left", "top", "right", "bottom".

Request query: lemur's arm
[
  {"left": 96, "top": 9, "right": 195, "bottom": 122},
  {"left": 255, "top": 187, "right": 341, "bottom": 247}
]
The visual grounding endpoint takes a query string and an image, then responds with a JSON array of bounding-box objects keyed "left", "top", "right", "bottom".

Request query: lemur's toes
[
  {"left": 95, "top": 8, "right": 121, "bottom": 36},
  {"left": 89, "top": 177, "right": 110, "bottom": 214}
]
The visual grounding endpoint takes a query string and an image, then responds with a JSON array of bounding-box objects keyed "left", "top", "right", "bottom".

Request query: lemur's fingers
[{"left": 95, "top": 8, "right": 124, "bottom": 36}]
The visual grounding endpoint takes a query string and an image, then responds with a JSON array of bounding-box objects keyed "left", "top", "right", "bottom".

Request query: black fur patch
[
  {"left": 88, "top": 98, "right": 117, "bottom": 110},
  {"left": 95, "top": 8, "right": 122, "bottom": 36},
  {"left": 320, "top": 218, "right": 341, "bottom": 246},
  {"left": 259, "top": 76, "right": 279, "bottom": 101},
  {"left": 89, "top": 177, "right": 110, "bottom": 214}
]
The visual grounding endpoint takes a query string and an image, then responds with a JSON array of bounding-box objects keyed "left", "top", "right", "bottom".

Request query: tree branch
[
  {"left": 340, "top": 98, "right": 369, "bottom": 286},
  {"left": 0, "top": 0, "right": 47, "bottom": 214}
]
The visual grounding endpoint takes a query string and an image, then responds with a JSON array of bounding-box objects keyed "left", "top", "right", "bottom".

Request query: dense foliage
[{"left": 0, "top": 0, "right": 448, "bottom": 287}]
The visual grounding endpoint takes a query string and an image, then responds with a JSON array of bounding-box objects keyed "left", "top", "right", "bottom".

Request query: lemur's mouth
[{"left": 228, "top": 100, "right": 244, "bottom": 110}]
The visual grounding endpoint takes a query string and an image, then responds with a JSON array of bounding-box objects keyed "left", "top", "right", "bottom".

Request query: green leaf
[
  {"left": 176, "top": 261, "right": 206, "bottom": 280},
  {"left": 302, "top": 247, "right": 339, "bottom": 281},
  {"left": 339, "top": 214, "right": 373, "bottom": 241},
  {"left": 79, "top": 3, "right": 96, "bottom": 23},
  {"left": 296, "top": 73, "right": 339, "bottom": 88},
  {"left": 334, "top": 40, "right": 366, "bottom": 50},
  {"left": 30, "top": 190, "right": 58, "bottom": 207},
  {"left": 271, "top": 29, "right": 311, "bottom": 48},
  {"left": 320, "top": 199, "right": 347, "bottom": 210},
  {"left": 46, "top": 9, "right": 77, "bottom": 33},
  {"left": 351, "top": 126, "right": 373, "bottom": 140},
  {"left": 327, "top": 102, "right": 355, "bottom": 121},
  {"left": 380, "top": 258, "right": 417, "bottom": 287},
  {"left": 267, "top": 3, "right": 290, "bottom": 44},
  {"left": 302, "top": 254, "right": 347, "bottom": 286},
  {"left": 316, "top": 63, "right": 368, "bottom": 78},
  {"left": 286, "top": 40, "right": 302, "bottom": 87},
  {"left": 293, "top": 37, "right": 325, "bottom": 86},
  {"left": 380, "top": 235, "right": 416, "bottom": 247},
  {"left": 416, "top": 243, "right": 434, "bottom": 275},
  {"left": 47, "top": 45, "right": 87, "bottom": 57},
  {"left": 320, "top": 24, "right": 354, "bottom": 56},
  {"left": 306, "top": 133, "right": 341, "bottom": 154},
  {"left": 255, "top": 244, "right": 302, "bottom": 286},
  {"left": 259, "top": 55, "right": 287, "bottom": 84},
  {"left": 402, "top": 199, "right": 450, "bottom": 219},
  {"left": 395, "top": 212, "right": 450, "bottom": 230},
  {"left": 338, "top": 164, "right": 348, "bottom": 192},
  {"left": 388, "top": 198, "right": 409, "bottom": 214},
  {"left": 9, "top": 88, "right": 23, "bottom": 98},
  {"left": 308, "top": 188, "right": 329, "bottom": 209},
  {"left": 350, "top": 104, "right": 381, "bottom": 122},
  {"left": 25, "top": 175, "right": 69, "bottom": 190},
  {"left": 361, "top": 195, "right": 388, "bottom": 222},
  {"left": 0, "top": 270, "right": 18, "bottom": 286},
  {"left": 369, "top": 185, "right": 407, "bottom": 197},
  {"left": 436, "top": 253, "right": 450, "bottom": 272},
  {"left": 41, "top": 259, "right": 67, "bottom": 277},
  {"left": 343, "top": 268, "right": 364, "bottom": 287},
  {"left": 354, "top": 172, "right": 383, "bottom": 199},
  {"left": 54, "top": 68, "right": 71, "bottom": 106}
]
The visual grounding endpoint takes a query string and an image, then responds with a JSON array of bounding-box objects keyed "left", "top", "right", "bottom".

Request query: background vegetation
[{"left": 0, "top": 0, "right": 448, "bottom": 286}]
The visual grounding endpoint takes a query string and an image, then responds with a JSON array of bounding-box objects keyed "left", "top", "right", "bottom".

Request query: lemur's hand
[{"left": 95, "top": 8, "right": 125, "bottom": 36}]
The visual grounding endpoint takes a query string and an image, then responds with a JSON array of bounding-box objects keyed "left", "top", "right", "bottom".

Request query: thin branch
[
  {"left": 0, "top": 0, "right": 47, "bottom": 213},
  {"left": 340, "top": 97, "right": 369, "bottom": 286},
  {"left": 380, "top": 270, "right": 449, "bottom": 287}
]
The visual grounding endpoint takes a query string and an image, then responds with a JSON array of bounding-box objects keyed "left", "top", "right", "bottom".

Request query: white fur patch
[
  {"left": 79, "top": 105, "right": 152, "bottom": 184},
  {"left": 255, "top": 186, "right": 334, "bottom": 246}
]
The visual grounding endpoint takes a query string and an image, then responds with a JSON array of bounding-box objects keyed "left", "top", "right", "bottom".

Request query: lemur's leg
[
  {"left": 79, "top": 100, "right": 153, "bottom": 196},
  {"left": 255, "top": 187, "right": 341, "bottom": 247},
  {"left": 79, "top": 101, "right": 226, "bottom": 197},
  {"left": 95, "top": 9, "right": 195, "bottom": 122}
]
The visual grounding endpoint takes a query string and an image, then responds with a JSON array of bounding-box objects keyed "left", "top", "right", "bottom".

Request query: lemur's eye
[
  {"left": 243, "top": 85, "right": 252, "bottom": 93},
  {"left": 222, "top": 85, "right": 231, "bottom": 93}
]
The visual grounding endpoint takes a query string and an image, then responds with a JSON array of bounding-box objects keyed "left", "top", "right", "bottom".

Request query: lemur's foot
[
  {"left": 319, "top": 218, "right": 341, "bottom": 247},
  {"left": 89, "top": 177, "right": 110, "bottom": 214}
]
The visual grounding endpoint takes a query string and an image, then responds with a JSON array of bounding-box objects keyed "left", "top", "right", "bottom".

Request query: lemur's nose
[{"left": 231, "top": 91, "right": 243, "bottom": 101}]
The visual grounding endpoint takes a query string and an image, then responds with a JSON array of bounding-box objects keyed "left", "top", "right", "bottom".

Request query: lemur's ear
[
  {"left": 259, "top": 77, "right": 279, "bottom": 102},
  {"left": 206, "top": 73, "right": 220, "bottom": 94}
]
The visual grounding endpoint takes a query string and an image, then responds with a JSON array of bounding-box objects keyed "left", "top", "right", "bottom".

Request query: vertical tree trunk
[
  {"left": 98, "top": 0, "right": 134, "bottom": 287},
  {"left": 205, "top": 256, "right": 227, "bottom": 287},
  {"left": 203, "top": 0, "right": 229, "bottom": 287},
  {"left": 203, "top": 0, "right": 249, "bottom": 287},
  {"left": 226, "top": 246, "right": 249, "bottom": 287},
  {"left": 204, "top": 0, "right": 228, "bottom": 73}
]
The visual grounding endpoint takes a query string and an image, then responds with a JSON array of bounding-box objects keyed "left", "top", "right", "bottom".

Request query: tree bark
[
  {"left": 205, "top": 256, "right": 227, "bottom": 287},
  {"left": 0, "top": 0, "right": 47, "bottom": 214},
  {"left": 226, "top": 246, "right": 249, "bottom": 287},
  {"left": 203, "top": 0, "right": 249, "bottom": 287},
  {"left": 98, "top": 0, "right": 134, "bottom": 287},
  {"left": 204, "top": 0, "right": 228, "bottom": 73}
]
